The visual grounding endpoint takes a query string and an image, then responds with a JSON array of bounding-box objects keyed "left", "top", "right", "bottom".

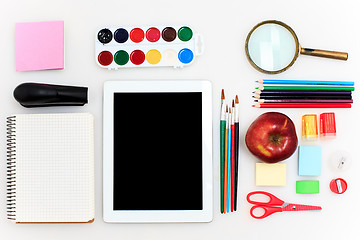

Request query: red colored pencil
[
  {"left": 253, "top": 104, "right": 352, "bottom": 108},
  {"left": 231, "top": 100, "right": 235, "bottom": 212}
]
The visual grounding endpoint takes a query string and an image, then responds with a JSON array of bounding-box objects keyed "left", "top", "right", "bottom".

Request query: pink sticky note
[{"left": 15, "top": 21, "right": 64, "bottom": 71}]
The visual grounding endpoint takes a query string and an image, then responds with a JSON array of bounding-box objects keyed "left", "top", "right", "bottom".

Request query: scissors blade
[{"left": 283, "top": 203, "right": 322, "bottom": 212}]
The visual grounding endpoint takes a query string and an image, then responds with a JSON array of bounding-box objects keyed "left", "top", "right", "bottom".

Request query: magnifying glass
[{"left": 245, "top": 20, "right": 348, "bottom": 74}]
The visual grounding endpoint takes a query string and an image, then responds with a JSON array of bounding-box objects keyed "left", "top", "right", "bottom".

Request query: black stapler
[{"left": 13, "top": 83, "right": 88, "bottom": 108}]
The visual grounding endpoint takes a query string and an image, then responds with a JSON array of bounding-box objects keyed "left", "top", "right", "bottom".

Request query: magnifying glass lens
[{"left": 247, "top": 23, "right": 297, "bottom": 72}]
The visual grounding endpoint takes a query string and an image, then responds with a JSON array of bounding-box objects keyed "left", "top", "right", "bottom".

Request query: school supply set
[
  {"left": 300, "top": 112, "right": 348, "bottom": 194},
  {"left": 244, "top": 115, "right": 324, "bottom": 217},
  {"left": 245, "top": 20, "right": 354, "bottom": 219},
  {"left": 12, "top": 20, "right": 210, "bottom": 224},
  {"left": 220, "top": 90, "right": 240, "bottom": 214},
  {"left": 328, "top": 151, "right": 350, "bottom": 194},
  {"left": 253, "top": 80, "right": 355, "bottom": 108},
  {"left": 10, "top": 18, "right": 352, "bottom": 223},
  {"left": 10, "top": 21, "right": 94, "bottom": 224}
]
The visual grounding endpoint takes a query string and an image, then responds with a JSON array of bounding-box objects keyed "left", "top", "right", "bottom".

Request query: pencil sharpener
[
  {"left": 329, "top": 150, "right": 351, "bottom": 172},
  {"left": 302, "top": 114, "right": 318, "bottom": 140},
  {"left": 330, "top": 178, "right": 347, "bottom": 194},
  {"left": 320, "top": 112, "right": 336, "bottom": 137}
]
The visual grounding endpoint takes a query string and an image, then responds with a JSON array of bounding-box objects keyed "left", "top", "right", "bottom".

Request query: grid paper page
[{"left": 14, "top": 113, "right": 94, "bottom": 223}]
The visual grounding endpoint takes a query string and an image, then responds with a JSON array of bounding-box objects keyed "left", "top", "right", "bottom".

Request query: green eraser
[{"left": 296, "top": 180, "right": 319, "bottom": 194}]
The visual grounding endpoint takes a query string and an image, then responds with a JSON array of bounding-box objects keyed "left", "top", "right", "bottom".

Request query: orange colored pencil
[{"left": 224, "top": 105, "right": 229, "bottom": 212}]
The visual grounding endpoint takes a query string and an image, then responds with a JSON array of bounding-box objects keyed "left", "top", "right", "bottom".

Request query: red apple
[{"left": 245, "top": 112, "right": 298, "bottom": 163}]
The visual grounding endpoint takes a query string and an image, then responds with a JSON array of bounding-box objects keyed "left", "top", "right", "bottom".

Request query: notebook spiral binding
[{"left": 7, "top": 116, "right": 16, "bottom": 221}]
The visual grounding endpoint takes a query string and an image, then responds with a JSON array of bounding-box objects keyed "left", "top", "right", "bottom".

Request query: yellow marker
[
  {"left": 146, "top": 49, "right": 161, "bottom": 65},
  {"left": 302, "top": 114, "right": 318, "bottom": 140}
]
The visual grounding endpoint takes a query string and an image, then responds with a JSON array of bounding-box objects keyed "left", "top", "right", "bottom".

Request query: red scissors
[{"left": 247, "top": 191, "right": 322, "bottom": 219}]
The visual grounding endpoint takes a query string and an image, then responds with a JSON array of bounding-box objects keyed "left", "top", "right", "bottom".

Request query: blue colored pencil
[
  {"left": 227, "top": 109, "right": 232, "bottom": 213},
  {"left": 257, "top": 79, "right": 354, "bottom": 86}
]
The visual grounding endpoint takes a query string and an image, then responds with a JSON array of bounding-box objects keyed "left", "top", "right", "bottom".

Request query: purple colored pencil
[
  {"left": 256, "top": 99, "right": 354, "bottom": 104},
  {"left": 254, "top": 90, "right": 352, "bottom": 95}
]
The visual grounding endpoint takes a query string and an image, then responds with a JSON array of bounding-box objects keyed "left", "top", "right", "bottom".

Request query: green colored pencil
[
  {"left": 220, "top": 102, "right": 226, "bottom": 214},
  {"left": 256, "top": 86, "right": 355, "bottom": 91}
]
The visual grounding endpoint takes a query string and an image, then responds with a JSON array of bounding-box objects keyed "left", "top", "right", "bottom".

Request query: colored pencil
[
  {"left": 253, "top": 95, "right": 352, "bottom": 99},
  {"left": 257, "top": 79, "right": 354, "bottom": 86},
  {"left": 224, "top": 106, "right": 228, "bottom": 213},
  {"left": 220, "top": 100, "right": 226, "bottom": 214},
  {"left": 230, "top": 101, "right": 235, "bottom": 212},
  {"left": 253, "top": 104, "right": 352, "bottom": 108},
  {"left": 256, "top": 86, "right": 354, "bottom": 91},
  {"left": 227, "top": 108, "right": 232, "bottom": 213},
  {"left": 234, "top": 95, "right": 239, "bottom": 211},
  {"left": 254, "top": 90, "right": 352, "bottom": 95},
  {"left": 256, "top": 99, "right": 353, "bottom": 104}
]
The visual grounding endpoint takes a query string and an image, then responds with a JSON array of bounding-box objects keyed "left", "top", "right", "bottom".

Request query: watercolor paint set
[{"left": 95, "top": 25, "right": 204, "bottom": 69}]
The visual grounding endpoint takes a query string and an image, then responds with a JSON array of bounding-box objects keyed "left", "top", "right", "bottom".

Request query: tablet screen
[{"left": 113, "top": 92, "right": 203, "bottom": 211}]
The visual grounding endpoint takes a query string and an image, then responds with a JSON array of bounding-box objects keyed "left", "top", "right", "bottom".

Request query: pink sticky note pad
[{"left": 15, "top": 21, "right": 64, "bottom": 71}]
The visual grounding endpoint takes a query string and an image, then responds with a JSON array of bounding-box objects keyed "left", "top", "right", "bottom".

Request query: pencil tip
[
  {"left": 221, "top": 89, "right": 225, "bottom": 100},
  {"left": 235, "top": 95, "right": 239, "bottom": 104}
]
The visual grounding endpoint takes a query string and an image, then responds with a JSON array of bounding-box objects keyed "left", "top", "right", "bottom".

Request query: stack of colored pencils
[
  {"left": 220, "top": 90, "right": 240, "bottom": 213},
  {"left": 252, "top": 80, "right": 355, "bottom": 108}
]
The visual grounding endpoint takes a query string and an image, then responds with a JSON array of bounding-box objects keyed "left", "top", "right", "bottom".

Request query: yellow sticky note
[{"left": 255, "top": 163, "right": 286, "bottom": 186}]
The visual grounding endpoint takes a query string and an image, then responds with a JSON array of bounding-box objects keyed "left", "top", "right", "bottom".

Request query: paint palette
[{"left": 95, "top": 26, "right": 204, "bottom": 69}]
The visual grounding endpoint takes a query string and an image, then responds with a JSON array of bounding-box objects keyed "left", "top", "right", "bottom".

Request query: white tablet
[{"left": 103, "top": 80, "right": 212, "bottom": 223}]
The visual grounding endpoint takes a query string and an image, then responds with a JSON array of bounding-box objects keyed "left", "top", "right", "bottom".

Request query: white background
[{"left": 1, "top": 0, "right": 359, "bottom": 239}]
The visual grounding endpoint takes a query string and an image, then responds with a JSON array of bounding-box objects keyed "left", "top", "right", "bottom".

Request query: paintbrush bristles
[
  {"left": 235, "top": 95, "right": 239, "bottom": 104},
  {"left": 221, "top": 89, "right": 225, "bottom": 100},
  {"left": 232, "top": 100, "right": 235, "bottom": 108}
]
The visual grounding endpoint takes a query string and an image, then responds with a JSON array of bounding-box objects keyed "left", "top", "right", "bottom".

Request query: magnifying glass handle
[{"left": 300, "top": 48, "right": 348, "bottom": 60}]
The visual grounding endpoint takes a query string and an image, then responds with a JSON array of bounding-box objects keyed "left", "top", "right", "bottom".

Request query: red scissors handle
[
  {"left": 247, "top": 191, "right": 285, "bottom": 206},
  {"left": 250, "top": 205, "right": 283, "bottom": 219}
]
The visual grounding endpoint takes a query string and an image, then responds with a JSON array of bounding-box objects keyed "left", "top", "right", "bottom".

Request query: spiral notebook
[{"left": 6, "top": 113, "right": 95, "bottom": 223}]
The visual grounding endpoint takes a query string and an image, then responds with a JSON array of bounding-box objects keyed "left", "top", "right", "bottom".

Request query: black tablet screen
[{"left": 113, "top": 92, "right": 203, "bottom": 210}]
